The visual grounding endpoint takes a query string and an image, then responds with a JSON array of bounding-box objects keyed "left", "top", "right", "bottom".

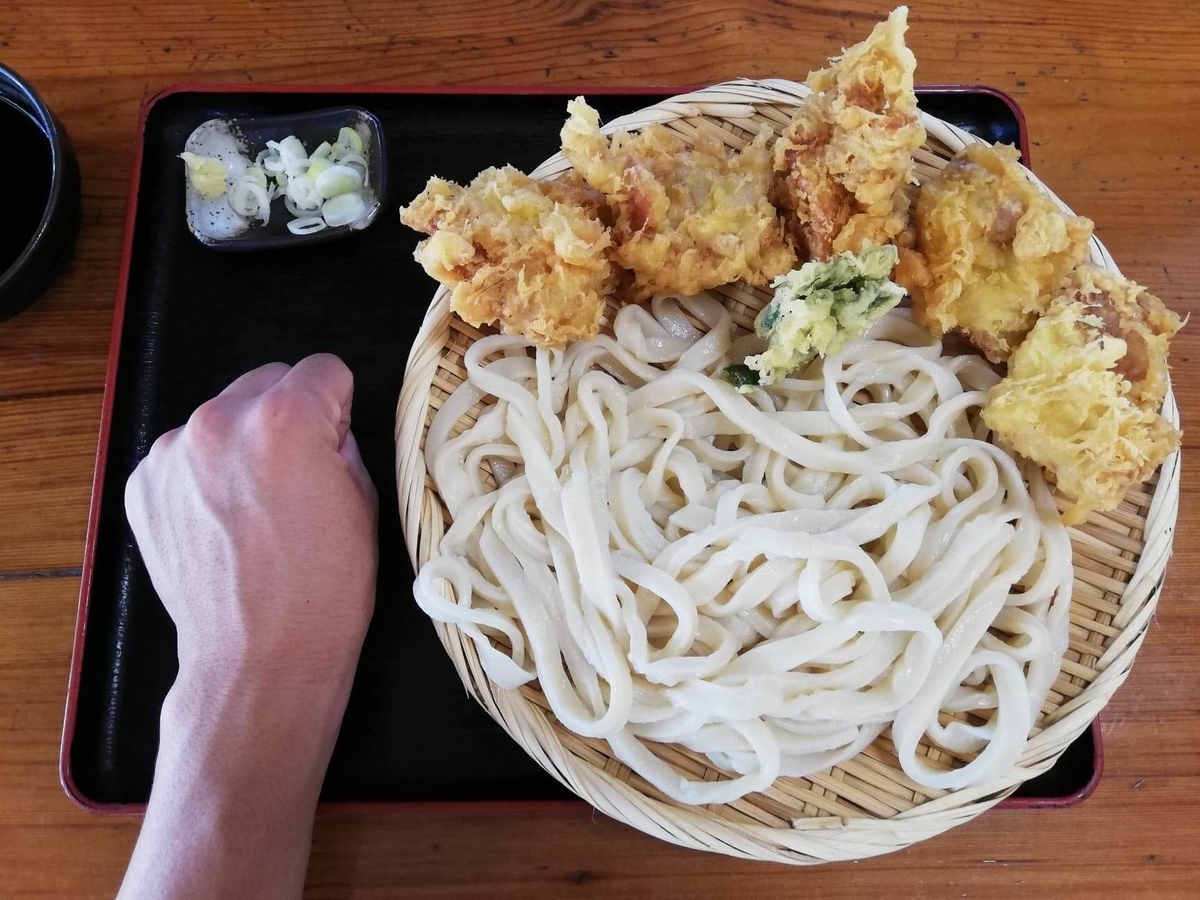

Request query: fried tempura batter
[
  {"left": 904, "top": 142, "right": 1094, "bottom": 362},
  {"left": 983, "top": 292, "right": 1180, "bottom": 525},
  {"left": 400, "top": 166, "right": 616, "bottom": 347},
  {"left": 1058, "top": 264, "right": 1184, "bottom": 407},
  {"left": 560, "top": 98, "right": 795, "bottom": 301},
  {"left": 772, "top": 6, "right": 926, "bottom": 261}
]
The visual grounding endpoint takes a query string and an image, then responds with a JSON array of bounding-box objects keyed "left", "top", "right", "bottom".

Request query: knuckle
[
  {"left": 308, "top": 352, "right": 350, "bottom": 376},
  {"left": 256, "top": 386, "right": 302, "bottom": 422},
  {"left": 247, "top": 388, "right": 305, "bottom": 442},
  {"left": 306, "top": 353, "right": 354, "bottom": 392},
  {"left": 186, "top": 398, "right": 233, "bottom": 440},
  {"left": 256, "top": 360, "right": 292, "bottom": 380},
  {"left": 144, "top": 426, "right": 179, "bottom": 463}
]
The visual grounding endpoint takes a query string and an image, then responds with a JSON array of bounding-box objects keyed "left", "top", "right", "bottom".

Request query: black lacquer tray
[{"left": 62, "top": 84, "right": 1100, "bottom": 811}]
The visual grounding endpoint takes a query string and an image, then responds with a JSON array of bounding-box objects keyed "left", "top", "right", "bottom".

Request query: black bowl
[{"left": 0, "top": 63, "right": 81, "bottom": 322}]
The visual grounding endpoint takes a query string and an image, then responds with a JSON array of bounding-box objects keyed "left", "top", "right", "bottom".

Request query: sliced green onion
[
  {"left": 228, "top": 178, "right": 271, "bottom": 223},
  {"left": 336, "top": 152, "right": 368, "bottom": 181},
  {"left": 314, "top": 164, "right": 363, "bottom": 199},
  {"left": 267, "top": 136, "right": 310, "bottom": 178},
  {"left": 306, "top": 156, "right": 333, "bottom": 181},
  {"left": 321, "top": 191, "right": 367, "bottom": 227},
  {"left": 287, "top": 216, "right": 327, "bottom": 236},
  {"left": 285, "top": 174, "right": 322, "bottom": 211},
  {"left": 235, "top": 127, "right": 373, "bottom": 236},
  {"left": 241, "top": 165, "right": 268, "bottom": 188},
  {"left": 335, "top": 126, "right": 363, "bottom": 155}
]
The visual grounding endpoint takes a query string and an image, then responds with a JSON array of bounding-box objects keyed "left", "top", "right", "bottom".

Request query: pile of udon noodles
[{"left": 415, "top": 295, "right": 1073, "bottom": 806}]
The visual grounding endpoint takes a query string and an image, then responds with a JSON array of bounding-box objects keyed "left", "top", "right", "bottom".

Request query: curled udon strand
[{"left": 414, "top": 294, "right": 1072, "bottom": 805}]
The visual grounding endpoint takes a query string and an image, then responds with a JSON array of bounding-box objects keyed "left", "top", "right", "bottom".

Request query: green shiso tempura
[{"left": 723, "top": 244, "right": 905, "bottom": 391}]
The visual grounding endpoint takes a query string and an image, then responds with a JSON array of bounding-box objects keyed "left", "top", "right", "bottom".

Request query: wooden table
[{"left": 1, "top": 1, "right": 1197, "bottom": 896}]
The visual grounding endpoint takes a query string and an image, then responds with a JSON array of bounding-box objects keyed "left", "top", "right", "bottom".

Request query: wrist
[
  {"left": 156, "top": 657, "right": 352, "bottom": 811},
  {"left": 175, "top": 639, "right": 359, "bottom": 707},
  {"left": 122, "top": 660, "right": 349, "bottom": 900}
]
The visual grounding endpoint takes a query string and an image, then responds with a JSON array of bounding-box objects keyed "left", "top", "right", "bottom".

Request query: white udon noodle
[{"left": 414, "top": 294, "right": 1072, "bottom": 806}]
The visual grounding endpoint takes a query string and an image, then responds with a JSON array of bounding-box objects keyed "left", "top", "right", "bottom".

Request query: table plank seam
[
  {"left": 0, "top": 568, "right": 84, "bottom": 582},
  {"left": 0, "top": 387, "right": 103, "bottom": 405}
]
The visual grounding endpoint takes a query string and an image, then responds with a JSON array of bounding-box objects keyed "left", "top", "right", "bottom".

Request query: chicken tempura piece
[
  {"left": 983, "top": 294, "right": 1181, "bottom": 525},
  {"left": 902, "top": 142, "right": 1094, "bottom": 363},
  {"left": 400, "top": 166, "right": 616, "bottom": 348},
  {"left": 772, "top": 6, "right": 926, "bottom": 261},
  {"left": 1058, "top": 264, "right": 1184, "bottom": 407},
  {"left": 560, "top": 98, "right": 795, "bottom": 301}
]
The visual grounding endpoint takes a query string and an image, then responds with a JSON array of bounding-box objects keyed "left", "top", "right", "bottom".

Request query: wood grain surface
[{"left": 0, "top": 1, "right": 1197, "bottom": 896}]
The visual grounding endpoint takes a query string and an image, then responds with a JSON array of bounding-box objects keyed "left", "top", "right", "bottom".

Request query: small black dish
[
  {"left": 0, "top": 63, "right": 81, "bottom": 323},
  {"left": 181, "top": 105, "right": 387, "bottom": 251}
]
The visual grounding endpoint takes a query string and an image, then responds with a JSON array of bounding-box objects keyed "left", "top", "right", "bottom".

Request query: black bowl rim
[{"left": 0, "top": 62, "right": 69, "bottom": 292}]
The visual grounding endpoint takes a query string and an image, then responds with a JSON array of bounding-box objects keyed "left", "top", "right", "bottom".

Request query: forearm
[
  {"left": 117, "top": 355, "right": 376, "bottom": 898},
  {"left": 118, "top": 664, "right": 352, "bottom": 900}
]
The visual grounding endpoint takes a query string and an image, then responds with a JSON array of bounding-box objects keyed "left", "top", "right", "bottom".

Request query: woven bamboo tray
[{"left": 395, "top": 79, "right": 1181, "bottom": 863}]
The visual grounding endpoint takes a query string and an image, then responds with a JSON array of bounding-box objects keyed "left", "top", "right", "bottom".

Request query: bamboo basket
[{"left": 394, "top": 79, "right": 1181, "bottom": 863}]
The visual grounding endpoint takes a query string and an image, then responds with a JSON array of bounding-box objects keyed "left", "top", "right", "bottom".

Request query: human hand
[
  {"left": 125, "top": 353, "right": 378, "bottom": 694},
  {"left": 119, "top": 354, "right": 378, "bottom": 900}
]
